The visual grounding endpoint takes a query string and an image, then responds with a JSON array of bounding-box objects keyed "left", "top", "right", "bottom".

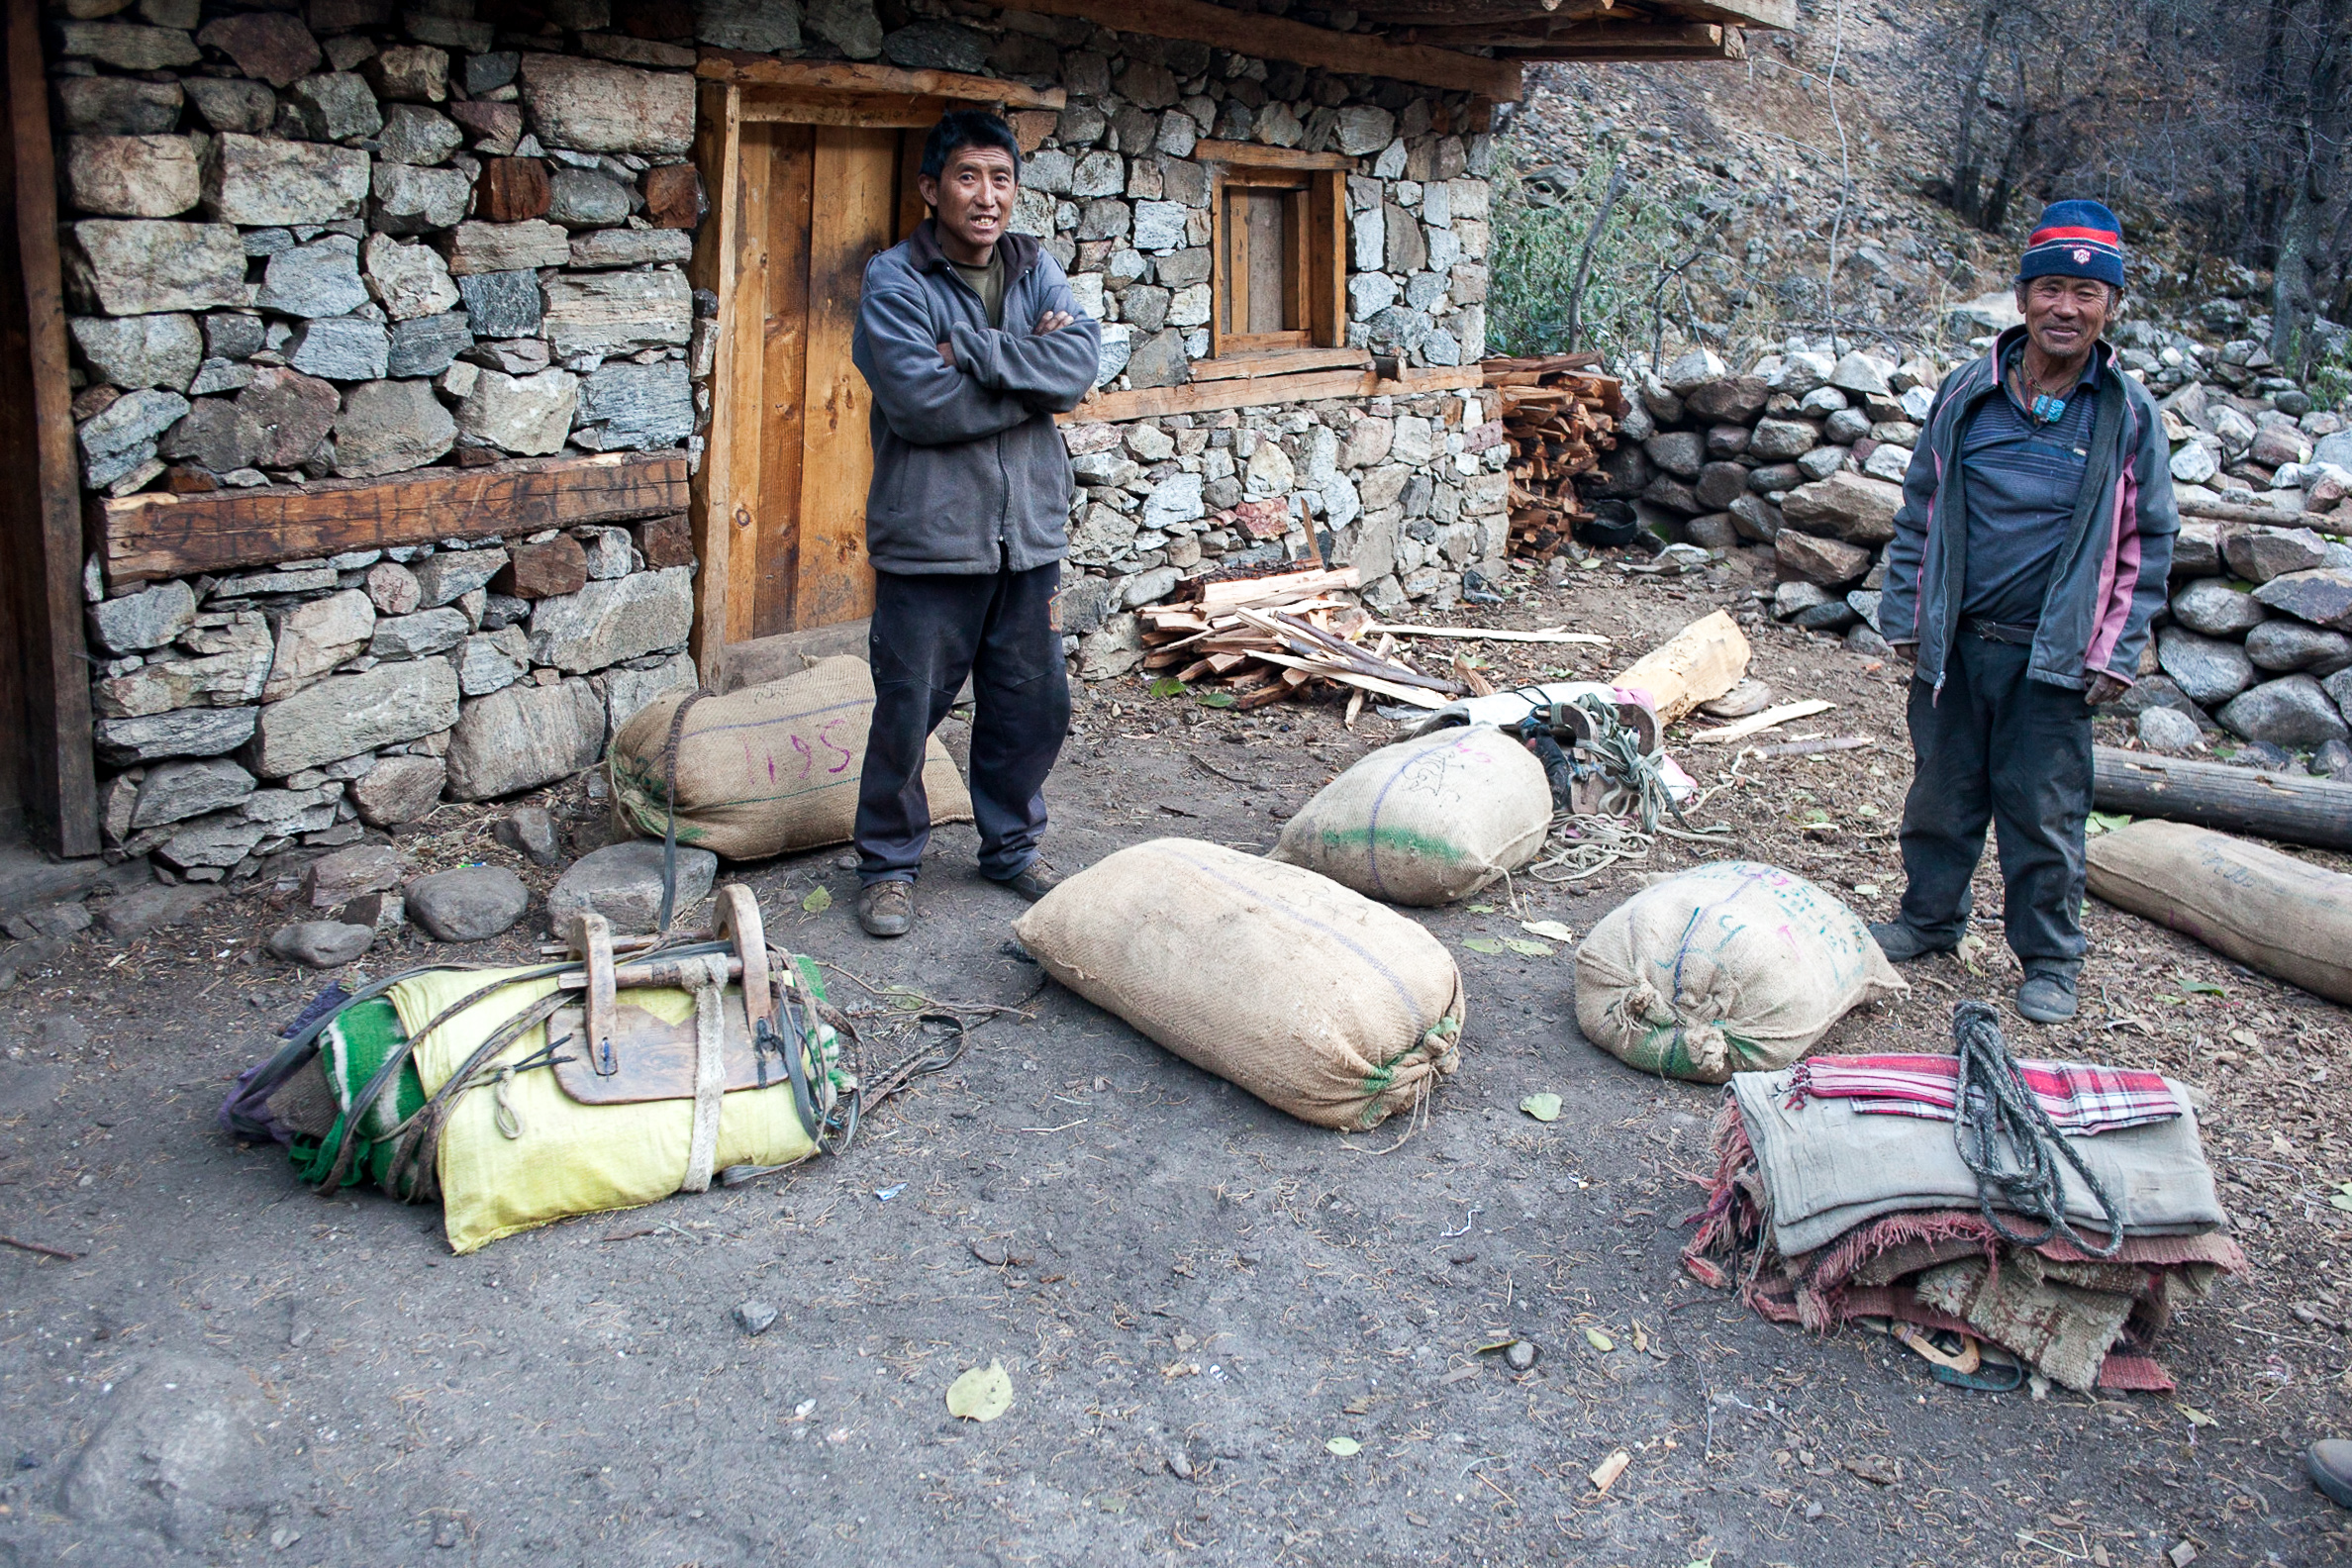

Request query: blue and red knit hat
[{"left": 2018, "top": 200, "right": 2125, "bottom": 288}]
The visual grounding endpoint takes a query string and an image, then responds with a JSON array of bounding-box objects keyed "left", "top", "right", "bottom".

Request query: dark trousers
[
  {"left": 855, "top": 563, "right": 1069, "bottom": 887},
  {"left": 1896, "top": 632, "right": 2094, "bottom": 974}
]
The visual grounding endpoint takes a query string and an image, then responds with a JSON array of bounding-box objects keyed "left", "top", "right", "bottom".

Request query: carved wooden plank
[
  {"left": 695, "top": 49, "right": 1066, "bottom": 108},
  {"left": 1191, "top": 139, "right": 1353, "bottom": 172},
  {"left": 1060, "top": 362, "right": 1466, "bottom": 425},
  {"left": 98, "top": 451, "right": 691, "bottom": 586}
]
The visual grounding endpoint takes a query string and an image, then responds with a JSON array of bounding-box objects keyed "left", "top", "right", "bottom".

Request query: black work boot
[
  {"left": 1868, "top": 920, "right": 1955, "bottom": 963},
  {"left": 857, "top": 880, "right": 914, "bottom": 938},
  {"left": 992, "top": 859, "right": 1063, "bottom": 902},
  {"left": 2309, "top": 1440, "right": 2352, "bottom": 1508},
  {"left": 2015, "top": 968, "right": 2079, "bottom": 1024}
]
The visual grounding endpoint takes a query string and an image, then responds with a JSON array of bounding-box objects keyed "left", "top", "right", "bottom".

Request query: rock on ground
[
  {"left": 405, "top": 865, "right": 531, "bottom": 941},
  {"left": 2156, "top": 628, "right": 2257, "bottom": 708},
  {"left": 546, "top": 840, "right": 718, "bottom": 935},
  {"left": 93, "top": 881, "right": 222, "bottom": 939},
  {"left": 267, "top": 920, "right": 373, "bottom": 967},
  {"left": 494, "top": 805, "right": 563, "bottom": 866},
  {"left": 2216, "top": 675, "right": 2352, "bottom": 749},
  {"left": 349, "top": 753, "right": 446, "bottom": 826},
  {"left": 2136, "top": 706, "right": 2203, "bottom": 755},
  {"left": 302, "top": 842, "right": 405, "bottom": 909},
  {"left": 444, "top": 678, "right": 606, "bottom": 800}
]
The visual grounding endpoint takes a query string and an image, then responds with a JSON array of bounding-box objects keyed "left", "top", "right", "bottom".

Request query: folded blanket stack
[{"left": 1684, "top": 1052, "right": 2242, "bottom": 1392}]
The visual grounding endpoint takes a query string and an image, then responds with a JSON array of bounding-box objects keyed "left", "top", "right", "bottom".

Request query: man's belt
[{"left": 1961, "top": 617, "right": 2037, "bottom": 645}]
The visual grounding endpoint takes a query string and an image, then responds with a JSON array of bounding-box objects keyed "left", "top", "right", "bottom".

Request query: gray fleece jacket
[
  {"left": 850, "top": 222, "right": 1102, "bottom": 576},
  {"left": 1880, "top": 327, "right": 2178, "bottom": 694}
]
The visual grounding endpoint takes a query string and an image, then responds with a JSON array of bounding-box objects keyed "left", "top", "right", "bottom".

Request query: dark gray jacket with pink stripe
[{"left": 1879, "top": 326, "right": 2178, "bottom": 694}]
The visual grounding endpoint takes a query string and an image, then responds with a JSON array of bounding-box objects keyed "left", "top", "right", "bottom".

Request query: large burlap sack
[
  {"left": 1574, "top": 861, "right": 1905, "bottom": 1083},
  {"left": 608, "top": 655, "right": 971, "bottom": 860},
  {"left": 2087, "top": 819, "right": 2352, "bottom": 1005},
  {"left": 1270, "top": 725, "right": 1552, "bottom": 906},
  {"left": 1012, "top": 838, "right": 1467, "bottom": 1129}
]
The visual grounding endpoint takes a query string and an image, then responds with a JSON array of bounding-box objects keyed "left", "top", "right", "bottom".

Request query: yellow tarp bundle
[{"left": 390, "top": 966, "right": 821, "bottom": 1254}]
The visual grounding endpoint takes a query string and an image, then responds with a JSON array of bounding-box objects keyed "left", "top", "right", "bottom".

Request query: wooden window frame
[{"left": 1200, "top": 143, "right": 1348, "bottom": 366}]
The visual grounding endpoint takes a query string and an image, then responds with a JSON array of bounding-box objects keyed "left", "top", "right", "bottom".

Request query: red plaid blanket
[{"left": 1787, "top": 1053, "right": 2182, "bottom": 1135}]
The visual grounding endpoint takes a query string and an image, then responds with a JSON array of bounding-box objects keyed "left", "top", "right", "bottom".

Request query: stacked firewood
[
  {"left": 1137, "top": 566, "right": 1465, "bottom": 711},
  {"left": 1483, "top": 353, "right": 1626, "bottom": 561}
]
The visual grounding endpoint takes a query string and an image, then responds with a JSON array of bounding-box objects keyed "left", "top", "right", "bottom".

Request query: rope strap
[
  {"left": 1950, "top": 1001, "right": 2126, "bottom": 1259},
  {"left": 677, "top": 954, "right": 733, "bottom": 1194}
]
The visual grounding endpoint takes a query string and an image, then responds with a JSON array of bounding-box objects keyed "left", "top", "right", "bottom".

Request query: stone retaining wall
[
  {"left": 1585, "top": 341, "right": 2352, "bottom": 774},
  {"left": 52, "top": 0, "right": 1506, "bottom": 871}
]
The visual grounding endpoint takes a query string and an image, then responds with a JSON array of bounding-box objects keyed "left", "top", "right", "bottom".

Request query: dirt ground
[{"left": 3, "top": 548, "right": 2349, "bottom": 1568}]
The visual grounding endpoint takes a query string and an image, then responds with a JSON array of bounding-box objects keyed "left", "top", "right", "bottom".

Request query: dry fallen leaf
[
  {"left": 1520, "top": 1093, "right": 1562, "bottom": 1123},
  {"left": 1325, "top": 1436, "right": 1360, "bottom": 1456},
  {"left": 944, "top": 1361, "right": 1012, "bottom": 1422},
  {"left": 1590, "top": 1449, "right": 1630, "bottom": 1494},
  {"left": 1521, "top": 920, "right": 1576, "bottom": 942},
  {"left": 1585, "top": 1327, "right": 1616, "bottom": 1352}
]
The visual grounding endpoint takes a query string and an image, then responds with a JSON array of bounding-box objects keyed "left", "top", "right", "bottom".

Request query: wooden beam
[
  {"left": 737, "top": 91, "right": 947, "bottom": 128},
  {"left": 687, "top": 79, "right": 742, "bottom": 675},
  {"left": 99, "top": 452, "right": 691, "bottom": 587},
  {"left": 1191, "top": 346, "right": 1370, "bottom": 381},
  {"left": 1061, "top": 362, "right": 1466, "bottom": 425},
  {"left": 1507, "top": 22, "right": 1742, "bottom": 57},
  {"left": 694, "top": 49, "right": 1066, "bottom": 108},
  {"left": 2093, "top": 747, "right": 2352, "bottom": 852},
  {"left": 1190, "top": 139, "right": 1354, "bottom": 171},
  {"left": 1, "top": 0, "right": 96, "bottom": 854},
  {"left": 1395, "top": 0, "right": 1617, "bottom": 47},
  {"left": 1007, "top": 0, "right": 1525, "bottom": 99}
]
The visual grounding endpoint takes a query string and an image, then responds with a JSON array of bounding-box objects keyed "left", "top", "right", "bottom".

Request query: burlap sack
[
  {"left": 1574, "top": 861, "right": 1905, "bottom": 1083},
  {"left": 2087, "top": 819, "right": 2352, "bottom": 1005},
  {"left": 1012, "top": 838, "right": 1467, "bottom": 1129},
  {"left": 608, "top": 655, "right": 971, "bottom": 861},
  {"left": 1270, "top": 725, "right": 1552, "bottom": 906}
]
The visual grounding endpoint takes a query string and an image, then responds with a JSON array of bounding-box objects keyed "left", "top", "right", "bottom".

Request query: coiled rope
[{"left": 1950, "top": 1001, "right": 2125, "bottom": 1259}]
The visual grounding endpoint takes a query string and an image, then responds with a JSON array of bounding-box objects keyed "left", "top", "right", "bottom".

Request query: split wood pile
[
  {"left": 1139, "top": 566, "right": 1466, "bottom": 711},
  {"left": 1483, "top": 353, "right": 1627, "bottom": 562}
]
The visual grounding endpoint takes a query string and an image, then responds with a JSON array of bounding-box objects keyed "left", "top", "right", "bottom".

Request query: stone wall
[
  {"left": 1585, "top": 340, "right": 2352, "bottom": 776},
  {"left": 1055, "top": 383, "right": 1510, "bottom": 680},
  {"left": 50, "top": 0, "right": 1504, "bottom": 871}
]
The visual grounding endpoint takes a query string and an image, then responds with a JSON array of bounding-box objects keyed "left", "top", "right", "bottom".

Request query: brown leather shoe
[
  {"left": 2311, "top": 1439, "right": 2352, "bottom": 1508},
  {"left": 857, "top": 880, "right": 914, "bottom": 938}
]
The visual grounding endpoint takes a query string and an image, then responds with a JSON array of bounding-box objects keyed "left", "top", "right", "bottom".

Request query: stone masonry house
[{"left": 0, "top": 0, "right": 1787, "bottom": 865}]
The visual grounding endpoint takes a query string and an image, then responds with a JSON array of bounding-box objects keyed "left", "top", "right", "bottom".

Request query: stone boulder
[
  {"left": 541, "top": 271, "right": 692, "bottom": 361},
  {"left": 2245, "top": 620, "right": 2352, "bottom": 675},
  {"left": 65, "top": 133, "right": 199, "bottom": 218},
  {"left": 88, "top": 580, "right": 196, "bottom": 654},
  {"left": 247, "top": 658, "right": 460, "bottom": 776},
  {"left": 350, "top": 752, "right": 446, "bottom": 826},
  {"left": 412, "top": 548, "right": 510, "bottom": 608},
  {"left": 201, "top": 134, "right": 367, "bottom": 227},
  {"left": 69, "top": 313, "right": 202, "bottom": 392},
  {"left": 372, "top": 164, "right": 473, "bottom": 236},
  {"left": 333, "top": 377, "right": 454, "bottom": 477},
  {"left": 405, "top": 865, "right": 530, "bottom": 940},
  {"left": 361, "top": 234, "right": 459, "bottom": 321},
  {"left": 443, "top": 678, "right": 605, "bottom": 800},
  {"left": 528, "top": 567, "right": 694, "bottom": 673},
  {"left": 194, "top": 11, "right": 320, "bottom": 85},
  {"left": 2155, "top": 627, "right": 2257, "bottom": 707},
  {"left": 1642, "top": 431, "right": 1704, "bottom": 479},
  {"left": 2136, "top": 706, "right": 2203, "bottom": 755},
  {"left": 1682, "top": 375, "right": 1768, "bottom": 425},
  {"left": 1747, "top": 417, "right": 1819, "bottom": 461},
  {"left": 235, "top": 367, "right": 341, "bottom": 468},
  {"left": 131, "top": 756, "right": 256, "bottom": 829},
  {"left": 546, "top": 840, "right": 719, "bottom": 935},
  {"left": 268, "top": 920, "right": 373, "bottom": 967},
  {"left": 256, "top": 235, "right": 368, "bottom": 319},
  {"left": 64, "top": 220, "right": 245, "bottom": 316},
  {"left": 2252, "top": 568, "right": 2352, "bottom": 632},
  {"left": 2216, "top": 674, "right": 2350, "bottom": 749},
  {"left": 2222, "top": 525, "right": 2330, "bottom": 583},
  {"left": 261, "top": 588, "right": 373, "bottom": 701},
  {"left": 457, "top": 367, "right": 578, "bottom": 455},
  {"left": 517, "top": 53, "right": 695, "bottom": 155},
  {"left": 1775, "top": 529, "right": 1872, "bottom": 587},
  {"left": 2169, "top": 577, "right": 2268, "bottom": 637},
  {"left": 93, "top": 706, "right": 257, "bottom": 766},
  {"left": 302, "top": 842, "right": 406, "bottom": 908},
  {"left": 1778, "top": 470, "right": 1903, "bottom": 546}
]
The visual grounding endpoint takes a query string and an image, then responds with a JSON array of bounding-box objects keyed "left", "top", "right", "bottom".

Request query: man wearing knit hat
[{"left": 1871, "top": 199, "right": 2179, "bottom": 1024}]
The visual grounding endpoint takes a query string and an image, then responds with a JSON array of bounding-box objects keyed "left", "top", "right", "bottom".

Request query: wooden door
[{"left": 692, "top": 91, "right": 922, "bottom": 661}]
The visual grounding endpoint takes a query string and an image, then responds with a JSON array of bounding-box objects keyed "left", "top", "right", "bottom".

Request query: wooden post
[{"left": 0, "top": 1, "right": 97, "bottom": 855}]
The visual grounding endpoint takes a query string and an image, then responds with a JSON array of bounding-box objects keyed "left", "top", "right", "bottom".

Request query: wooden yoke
[
  {"left": 714, "top": 884, "right": 775, "bottom": 1044},
  {"left": 571, "top": 911, "right": 619, "bottom": 1077}
]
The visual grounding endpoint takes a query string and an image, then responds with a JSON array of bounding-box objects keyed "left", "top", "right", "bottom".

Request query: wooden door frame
[
  {"left": 0, "top": 1, "right": 96, "bottom": 854},
  {"left": 685, "top": 67, "right": 1064, "bottom": 675}
]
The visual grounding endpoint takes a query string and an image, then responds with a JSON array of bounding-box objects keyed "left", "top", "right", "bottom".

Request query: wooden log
[
  {"left": 1005, "top": 0, "right": 1524, "bottom": 98},
  {"left": 2086, "top": 819, "right": 2352, "bottom": 1004},
  {"left": 98, "top": 451, "right": 690, "bottom": 586},
  {"left": 2092, "top": 745, "right": 2352, "bottom": 851},
  {"left": 1610, "top": 608, "right": 1751, "bottom": 723},
  {"left": 2172, "top": 492, "right": 2345, "bottom": 530}
]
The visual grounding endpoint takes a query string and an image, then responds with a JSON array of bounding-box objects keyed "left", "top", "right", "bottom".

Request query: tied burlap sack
[
  {"left": 1574, "top": 861, "right": 1905, "bottom": 1083},
  {"left": 1012, "top": 838, "right": 1467, "bottom": 1129},
  {"left": 608, "top": 655, "right": 971, "bottom": 861},
  {"left": 2086, "top": 819, "right": 2352, "bottom": 1005},
  {"left": 1269, "top": 725, "right": 1552, "bottom": 906}
]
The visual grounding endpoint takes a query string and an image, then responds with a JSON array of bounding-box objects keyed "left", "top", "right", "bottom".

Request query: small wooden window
[{"left": 1202, "top": 147, "right": 1347, "bottom": 362}]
